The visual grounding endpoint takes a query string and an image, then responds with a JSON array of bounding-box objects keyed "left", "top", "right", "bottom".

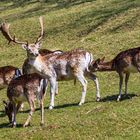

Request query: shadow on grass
[
  {"left": 19, "top": 102, "right": 85, "bottom": 113},
  {"left": 0, "top": 122, "right": 23, "bottom": 128},
  {"left": 0, "top": 122, "right": 11, "bottom": 128},
  {"left": 0, "top": 0, "right": 139, "bottom": 43},
  {"left": 51, "top": 102, "right": 78, "bottom": 109},
  {"left": 1, "top": 0, "right": 139, "bottom": 30},
  {"left": 0, "top": 110, "right": 6, "bottom": 118},
  {"left": 101, "top": 93, "right": 137, "bottom": 102}
]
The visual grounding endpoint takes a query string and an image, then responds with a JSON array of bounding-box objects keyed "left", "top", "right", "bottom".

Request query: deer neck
[
  {"left": 98, "top": 60, "right": 115, "bottom": 71},
  {"left": 28, "top": 55, "right": 43, "bottom": 72}
]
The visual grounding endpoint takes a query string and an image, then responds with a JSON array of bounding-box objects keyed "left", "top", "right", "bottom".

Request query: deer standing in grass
[
  {"left": 90, "top": 47, "right": 140, "bottom": 101},
  {"left": 0, "top": 17, "right": 100, "bottom": 110},
  {"left": 3, "top": 73, "right": 47, "bottom": 127}
]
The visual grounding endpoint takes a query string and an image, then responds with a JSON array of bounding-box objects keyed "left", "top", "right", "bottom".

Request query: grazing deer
[
  {"left": 0, "top": 65, "right": 21, "bottom": 89},
  {"left": 90, "top": 47, "right": 140, "bottom": 101},
  {"left": 3, "top": 73, "right": 47, "bottom": 127},
  {"left": 0, "top": 17, "right": 100, "bottom": 110}
]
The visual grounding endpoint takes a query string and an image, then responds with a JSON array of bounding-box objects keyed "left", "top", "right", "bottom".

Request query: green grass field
[{"left": 0, "top": 0, "right": 140, "bottom": 139}]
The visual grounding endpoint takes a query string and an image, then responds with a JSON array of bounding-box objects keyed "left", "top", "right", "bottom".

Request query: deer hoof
[
  {"left": 23, "top": 123, "right": 30, "bottom": 127},
  {"left": 12, "top": 124, "right": 16, "bottom": 128},
  {"left": 96, "top": 97, "right": 101, "bottom": 102},
  {"left": 11, "top": 122, "right": 16, "bottom": 128},
  {"left": 117, "top": 97, "right": 120, "bottom": 102},
  {"left": 23, "top": 124, "right": 27, "bottom": 127},
  {"left": 49, "top": 106, "right": 54, "bottom": 110},
  {"left": 79, "top": 102, "right": 83, "bottom": 106},
  {"left": 40, "top": 122, "right": 45, "bottom": 127}
]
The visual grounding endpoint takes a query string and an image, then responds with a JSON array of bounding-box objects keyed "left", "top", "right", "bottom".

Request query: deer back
[
  {"left": 36, "top": 48, "right": 93, "bottom": 80},
  {"left": 0, "top": 66, "right": 21, "bottom": 89},
  {"left": 7, "top": 73, "right": 45, "bottom": 101},
  {"left": 112, "top": 47, "right": 140, "bottom": 73}
]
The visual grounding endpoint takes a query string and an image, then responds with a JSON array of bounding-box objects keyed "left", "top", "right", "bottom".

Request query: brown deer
[
  {"left": 0, "top": 17, "right": 100, "bottom": 110},
  {"left": 3, "top": 73, "right": 47, "bottom": 127},
  {"left": 90, "top": 47, "right": 140, "bottom": 101},
  {"left": 0, "top": 65, "right": 21, "bottom": 89}
]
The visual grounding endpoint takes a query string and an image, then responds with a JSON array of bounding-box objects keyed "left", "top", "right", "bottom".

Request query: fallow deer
[
  {"left": 90, "top": 47, "right": 140, "bottom": 101},
  {"left": 22, "top": 49, "right": 63, "bottom": 95},
  {"left": 0, "top": 17, "right": 100, "bottom": 110},
  {"left": 3, "top": 73, "right": 47, "bottom": 127}
]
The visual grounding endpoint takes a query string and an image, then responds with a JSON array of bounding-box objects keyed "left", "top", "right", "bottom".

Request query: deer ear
[
  {"left": 96, "top": 58, "right": 101, "bottom": 64},
  {"left": 3, "top": 100, "right": 7, "bottom": 107},
  {"left": 100, "top": 57, "right": 105, "bottom": 62},
  {"left": 21, "top": 44, "right": 28, "bottom": 50}
]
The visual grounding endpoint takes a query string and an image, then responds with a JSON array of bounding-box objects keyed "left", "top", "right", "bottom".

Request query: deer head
[
  {"left": 0, "top": 17, "right": 44, "bottom": 59},
  {"left": 90, "top": 57, "right": 105, "bottom": 72}
]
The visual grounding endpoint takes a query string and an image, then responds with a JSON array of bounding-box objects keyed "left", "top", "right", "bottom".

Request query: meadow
[{"left": 0, "top": 0, "right": 140, "bottom": 139}]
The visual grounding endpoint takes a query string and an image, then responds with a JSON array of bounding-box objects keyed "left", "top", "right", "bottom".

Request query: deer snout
[
  {"left": 34, "top": 53, "right": 39, "bottom": 57},
  {"left": 89, "top": 65, "right": 97, "bottom": 72},
  {"left": 32, "top": 51, "right": 39, "bottom": 57}
]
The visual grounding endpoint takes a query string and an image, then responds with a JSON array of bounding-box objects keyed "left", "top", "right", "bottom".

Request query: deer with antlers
[
  {"left": 22, "top": 48, "right": 63, "bottom": 96},
  {"left": 89, "top": 47, "right": 140, "bottom": 101},
  {"left": 0, "top": 17, "right": 100, "bottom": 110}
]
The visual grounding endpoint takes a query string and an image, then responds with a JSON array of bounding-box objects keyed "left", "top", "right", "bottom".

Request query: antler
[
  {"left": 0, "top": 22, "right": 27, "bottom": 45},
  {"left": 35, "top": 16, "right": 44, "bottom": 44}
]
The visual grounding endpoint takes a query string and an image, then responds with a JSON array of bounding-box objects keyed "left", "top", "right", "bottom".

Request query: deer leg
[
  {"left": 42, "top": 79, "right": 48, "bottom": 97},
  {"left": 23, "top": 99, "right": 35, "bottom": 127},
  {"left": 17, "top": 102, "right": 23, "bottom": 112},
  {"left": 55, "top": 82, "right": 58, "bottom": 95},
  {"left": 12, "top": 103, "right": 17, "bottom": 127},
  {"left": 125, "top": 73, "right": 130, "bottom": 95},
  {"left": 19, "top": 103, "right": 24, "bottom": 111},
  {"left": 38, "top": 84, "right": 45, "bottom": 126},
  {"left": 87, "top": 73, "right": 100, "bottom": 102},
  {"left": 40, "top": 99, "right": 44, "bottom": 126},
  {"left": 76, "top": 73, "right": 87, "bottom": 106},
  {"left": 49, "top": 78, "right": 56, "bottom": 110},
  {"left": 117, "top": 73, "right": 124, "bottom": 101}
]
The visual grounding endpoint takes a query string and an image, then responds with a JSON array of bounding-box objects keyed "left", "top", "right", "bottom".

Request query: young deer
[
  {"left": 90, "top": 47, "right": 140, "bottom": 101},
  {"left": 0, "top": 65, "right": 21, "bottom": 89},
  {"left": 3, "top": 73, "right": 47, "bottom": 127},
  {"left": 0, "top": 17, "right": 100, "bottom": 110}
]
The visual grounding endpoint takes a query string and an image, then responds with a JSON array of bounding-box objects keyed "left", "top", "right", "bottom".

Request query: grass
[{"left": 0, "top": 0, "right": 140, "bottom": 139}]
